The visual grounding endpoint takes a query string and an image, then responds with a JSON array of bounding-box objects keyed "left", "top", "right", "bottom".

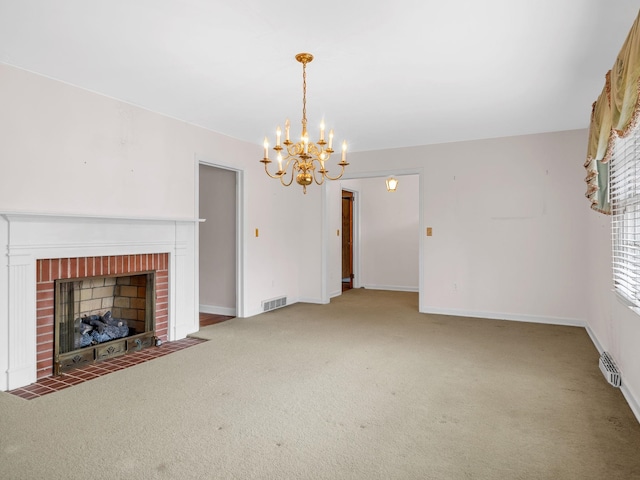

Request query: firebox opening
[{"left": 54, "top": 272, "right": 157, "bottom": 374}]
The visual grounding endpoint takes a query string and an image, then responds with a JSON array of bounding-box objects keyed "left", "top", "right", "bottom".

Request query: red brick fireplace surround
[{"left": 36, "top": 253, "right": 169, "bottom": 380}]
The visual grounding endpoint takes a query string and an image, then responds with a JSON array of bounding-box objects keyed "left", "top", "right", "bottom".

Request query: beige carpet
[{"left": 1, "top": 289, "right": 640, "bottom": 479}]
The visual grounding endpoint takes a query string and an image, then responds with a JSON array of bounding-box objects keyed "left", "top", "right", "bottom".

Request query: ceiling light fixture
[
  {"left": 386, "top": 177, "right": 399, "bottom": 192},
  {"left": 260, "top": 53, "right": 348, "bottom": 194}
]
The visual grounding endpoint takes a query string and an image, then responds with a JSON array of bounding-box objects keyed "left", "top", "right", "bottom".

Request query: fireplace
[
  {"left": 36, "top": 254, "right": 169, "bottom": 379},
  {"left": 1, "top": 214, "right": 200, "bottom": 392},
  {"left": 54, "top": 272, "right": 157, "bottom": 374}
]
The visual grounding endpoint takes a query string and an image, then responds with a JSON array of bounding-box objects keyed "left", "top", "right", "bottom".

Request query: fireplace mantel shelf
[{"left": 1, "top": 211, "right": 201, "bottom": 223}]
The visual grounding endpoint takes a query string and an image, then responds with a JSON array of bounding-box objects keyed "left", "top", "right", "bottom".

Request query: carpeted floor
[{"left": 1, "top": 289, "right": 639, "bottom": 479}]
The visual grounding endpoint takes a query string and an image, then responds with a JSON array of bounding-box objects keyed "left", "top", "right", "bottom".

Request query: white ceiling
[{"left": 1, "top": 1, "right": 638, "bottom": 152}]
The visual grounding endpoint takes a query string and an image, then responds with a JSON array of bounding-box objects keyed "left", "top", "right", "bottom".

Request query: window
[{"left": 610, "top": 124, "right": 640, "bottom": 307}]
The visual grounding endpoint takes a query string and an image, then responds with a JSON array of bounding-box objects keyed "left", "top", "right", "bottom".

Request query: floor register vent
[
  {"left": 262, "top": 296, "right": 287, "bottom": 312},
  {"left": 599, "top": 352, "right": 622, "bottom": 387}
]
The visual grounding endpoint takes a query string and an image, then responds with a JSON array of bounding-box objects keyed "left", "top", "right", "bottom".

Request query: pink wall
[
  {"left": 0, "top": 62, "right": 312, "bottom": 322},
  {"left": 348, "top": 130, "right": 589, "bottom": 323}
]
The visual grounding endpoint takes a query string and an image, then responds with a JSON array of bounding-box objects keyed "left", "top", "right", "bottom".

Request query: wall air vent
[
  {"left": 599, "top": 351, "right": 622, "bottom": 387},
  {"left": 262, "top": 296, "right": 287, "bottom": 312}
]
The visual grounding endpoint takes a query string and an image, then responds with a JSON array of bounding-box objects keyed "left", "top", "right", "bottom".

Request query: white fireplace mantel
[{"left": 0, "top": 213, "right": 199, "bottom": 391}]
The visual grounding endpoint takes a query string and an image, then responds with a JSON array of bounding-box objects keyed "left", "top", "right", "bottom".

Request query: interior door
[{"left": 342, "top": 190, "right": 354, "bottom": 290}]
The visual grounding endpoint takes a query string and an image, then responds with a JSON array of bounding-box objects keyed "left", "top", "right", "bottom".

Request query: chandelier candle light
[{"left": 261, "top": 53, "right": 348, "bottom": 194}]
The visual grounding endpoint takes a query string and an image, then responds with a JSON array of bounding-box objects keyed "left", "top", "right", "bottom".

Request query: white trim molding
[
  {"left": 195, "top": 158, "right": 246, "bottom": 319},
  {"left": 298, "top": 297, "right": 330, "bottom": 305},
  {"left": 621, "top": 384, "right": 640, "bottom": 425},
  {"left": 586, "top": 325, "right": 640, "bottom": 425},
  {"left": 0, "top": 216, "right": 9, "bottom": 391},
  {"left": 199, "top": 305, "right": 236, "bottom": 316},
  {"left": 420, "top": 306, "right": 587, "bottom": 327},
  {"left": 7, "top": 252, "right": 37, "bottom": 390},
  {"left": 362, "top": 285, "right": 419, "bottom": 293}
]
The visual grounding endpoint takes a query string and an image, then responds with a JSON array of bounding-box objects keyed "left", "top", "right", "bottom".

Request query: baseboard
[
  {"left": 243, "top": 296, "right": 300, "bottom": 319},
  {"left": 420, "top": 307, "right": 587, "bottom": 327},
  {"left": 243, "top": 307, "right": 264, "bottom": 318},
  {"left": 173, "top": 323, "right": 200, "bottom": 341},
  {"left": 6, "top": 363, "right": 37, "bottom": 391},
  {"left": 298, "top": 297, "right": 330, "bottom": 305},
  {"left": 330, "top": 290, "right": 341, "bottom": 298},
  {"left": 586, "top": 325, "right": 640, "bottom": 425},
  {"left": 621, "top": 384, "right": 640, "bottom": 425},
  {"left": 361, "top": 284, "right": 419, "bottom": 293},
  {"left": 199, "top": 304, "right": 236, "bottom": 316},
  {"left": 585, "top": 324, "right": 605, "bottom": 354}
]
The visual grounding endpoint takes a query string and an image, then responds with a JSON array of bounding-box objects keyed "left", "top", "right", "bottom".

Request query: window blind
[{"left": 610, "top": 125, "right": 640, "bottom": 306}]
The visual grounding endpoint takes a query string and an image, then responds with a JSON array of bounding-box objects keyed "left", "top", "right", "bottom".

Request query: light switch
[
  {"left": 337, "top": 229, "right": 340, "bottom": 236},
  {"left": 426, "top": 227, "right": 433, "bottom": 236},
  {"left": 255, "top": 228, "right": 259, "bottom": 237}
]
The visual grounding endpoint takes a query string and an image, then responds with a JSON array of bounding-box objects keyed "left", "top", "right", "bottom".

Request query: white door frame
[{"left": 195, "top": 157, "right": 246, "bottom": 318}]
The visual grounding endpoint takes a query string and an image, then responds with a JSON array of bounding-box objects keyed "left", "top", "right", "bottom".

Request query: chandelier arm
[
  {"left": 262, "top": 162, "right": 285, "bottom": 180},
  {"left": 278, "top": 158, "right": 298, "bottom": 187},
  {"left": 322, "top": 164, "right": 348, "bottom": 181},
  {"left": 280, "top": 171, "right": 296, "bottom": 187},
  {"left": 311, "top": 163, "right": 326, "bottom": 186},
  {"left": 282, "top": 155, "right": 300, "bottom": 177}
]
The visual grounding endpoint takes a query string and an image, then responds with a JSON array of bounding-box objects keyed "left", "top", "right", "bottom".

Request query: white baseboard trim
[
  {"left": 243, "top": 307, "right": 264, "bottom": 319},
  {"left": 174, "top": 324, "right": 199, "bottom": 342},
  {"left": 329, "top": 289, "right": 341, "bottom": 298},
  {"left": 361, "top": 285, "right": 419, "bottom": 293},
  {"left": 243, "top": 296, "right": 300, "bottom": 319},
  {"left": 199, "top": 304, "right": 236, "bottom": 316},
  {"left": 298, "top": 297, "right": 330, "bottom": 305},
  {"left": 7, "top": 364, "right": 37, "bottom": 391},
  {"left": 622, "top": 384, "right": 640, "bottom": 425},
  {"left": 585, "top": 325, "right": 605, "bottom": 354},
  {"left": 420, "top": 307, "right": 587, "bottom": 327},
  {"left": 586, "top": 325, "right": 640, "bottom": 425}
]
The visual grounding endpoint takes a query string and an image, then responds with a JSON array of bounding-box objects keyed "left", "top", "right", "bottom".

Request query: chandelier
[{"left": 261, "top": 53, "right": 348, "bottom": 194}]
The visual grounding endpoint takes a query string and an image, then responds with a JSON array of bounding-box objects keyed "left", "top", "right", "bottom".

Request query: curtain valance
[{"left": 586, "top": 10, "right": 640, "bottom": 214}]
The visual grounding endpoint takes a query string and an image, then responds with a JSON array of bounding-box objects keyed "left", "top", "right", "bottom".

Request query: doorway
[
  {"left": 342, "top": 190, "right": 354, "bottom": 291},
  {"left": 198, "top": 164, "right": 237, "bottom": 324},
  {"left": 336, "top": 173, "right": 422, "bottom": 309}
]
